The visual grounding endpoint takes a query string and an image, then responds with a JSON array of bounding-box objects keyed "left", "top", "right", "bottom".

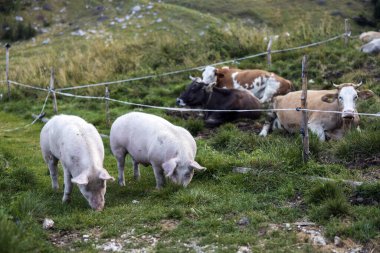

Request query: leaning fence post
[
  {"left": 301, "top": 55, "right": 309, "bottom": 163},
  {"left": 49, "top": 67, "right": 58, "bottom": 114},
  {"left": 5, "top": 43, "right": 11, "bottom": 100},
  {"left": 344, "top": 19, "right": 351, "bottom": 46},
  {"left": 105, "top": 85, "right": 110, "bottom": 127},
  {"left": 267, "top": 36, "right": 273, "bottom": 67}
]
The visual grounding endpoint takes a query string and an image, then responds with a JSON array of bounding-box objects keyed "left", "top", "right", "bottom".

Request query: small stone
[
  {"left": 334, "top": 236, "right": 343, "bottom": 247},
  {"left": 83, "top": 234, "right": 90, "bottom": 239},
  {"left": 132, "top": 200, "right": 139, "bottom": 204},
  {"left": 285, "top": 223, "right": 292, "bottom": 230},
  {"left": 237, "top": 246, "right": 252, "bottom": 253},
  {"left": 232, "top": 167, "right": 252, "bottom": 174},
  {"left": 237, "top": 217, "right": 250, "bottom": 226},
  {"left": 312, "top": 235, "right": 327, "bottom": 246},
  {"left": 42, "top": 218, "right": 54, "bottom": 229}
]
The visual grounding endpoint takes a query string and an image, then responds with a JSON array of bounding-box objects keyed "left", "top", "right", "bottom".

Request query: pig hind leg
[
  {"left": 44, "top": 152, "right": 59, "bottom": 190},
  {"left": 132, "top": 158, "right": 140, "bottom": 180},
  {"left": 62, "top": 168, "right": 73, "bottom": 203}
]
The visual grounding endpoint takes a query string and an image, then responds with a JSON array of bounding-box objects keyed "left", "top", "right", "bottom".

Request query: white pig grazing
[
  {"left": 110, "top": 112, "right": 206, "bottom": 189},
  {"left": 40, "top": 115, "right": 114, "bottom": 211}
]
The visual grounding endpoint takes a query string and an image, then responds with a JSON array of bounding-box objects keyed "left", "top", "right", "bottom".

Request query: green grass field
[{"left": 1, "top": 0, "right": 380, "bottom": 252}]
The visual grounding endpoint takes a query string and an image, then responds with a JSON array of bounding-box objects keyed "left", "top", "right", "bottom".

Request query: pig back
[
  {"left": 41, "top": 115, "right": 104, "bottom": 170},
  {"left": 110, "top": 112, "right": 196, "bottom": 164}
]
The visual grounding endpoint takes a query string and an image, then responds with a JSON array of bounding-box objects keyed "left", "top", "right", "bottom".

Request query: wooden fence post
[
  {"left": 105, "top": 85, "right": 110, "bottom": 127},
  {"left": 267, "top": 36, "right": 273, "bottom": 67},
  {"left": 301, "top": 55, "right": 309, "bottom": 163},
  {"left": 344, "top": 19, "right": 350, "bottom": 47},
  {"left": 5, "top": 43, "right": 11, "bottom": 100},
  {"left": 49, "top": 67, "right": 58, "bottom": 114}
]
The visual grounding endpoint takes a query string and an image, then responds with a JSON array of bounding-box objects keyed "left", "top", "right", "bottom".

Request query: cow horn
[
  {"left": 203, "top": 82, "right": 216, "bottom": 93},
  {"left": 332, "top": 83, "right": 340, "bottom": 88},
  {"left": 189, "top": 75, "right": 196, "bottom": 81},
  {"left": 353, "top": 81, "right": 363, "bottom": 88}
]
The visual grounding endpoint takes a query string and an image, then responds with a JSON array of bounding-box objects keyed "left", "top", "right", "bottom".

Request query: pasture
[{"left": 1, "top": 0, "right": 380, "bottom": 252}]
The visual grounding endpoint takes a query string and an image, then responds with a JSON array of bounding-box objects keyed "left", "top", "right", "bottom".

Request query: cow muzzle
[
  {"left": 342, "top": 110, "right": 355, "bottom": 119},
  {"left": 176, "top": 98, "right": 186, "bottom": 107}
]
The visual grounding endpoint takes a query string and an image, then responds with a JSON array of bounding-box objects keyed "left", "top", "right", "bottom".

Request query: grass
[{"left": 0, "top": 0, "right": 380, "bottom": 252}]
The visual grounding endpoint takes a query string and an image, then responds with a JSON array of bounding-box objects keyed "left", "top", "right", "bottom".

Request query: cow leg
[
  {"left": 132, "top": 158, "right": 140, "bottom": 181},
  {"left": 259, "top": 111, "right": 277, "bottom": 137},
  {"left": 308, "top": 123, "right": 326, "bottom": 141}
]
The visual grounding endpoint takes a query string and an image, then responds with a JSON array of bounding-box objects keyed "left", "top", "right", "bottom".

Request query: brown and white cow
[
  {"left": 201, "top": 66, "right": 293, "bottom": 103},
  {"left": 176, "top": 77, "right": 261, "bottom": 127},
  {"left": 259, "top": 83, "right": 374, "bottom": 141}
]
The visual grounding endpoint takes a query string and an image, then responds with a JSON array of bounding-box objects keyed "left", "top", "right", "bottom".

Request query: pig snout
[{"left": 90, "top": 196, "right": 105, "bottom": 211}]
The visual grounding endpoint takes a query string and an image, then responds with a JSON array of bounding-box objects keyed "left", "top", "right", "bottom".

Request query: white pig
[
  {"left": 110, "top": 112, "right": 205, "bottom": 189},
  {"left": 40, "top": 115, "right": 114, "bottom": 211}
]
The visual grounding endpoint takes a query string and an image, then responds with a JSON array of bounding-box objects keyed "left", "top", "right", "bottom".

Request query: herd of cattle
[
  {"left": 176, "top": 65, "right": 374, "bottom": 141},
  {"left": 37, "top": 32, "right": 377, "bottom": 210}
]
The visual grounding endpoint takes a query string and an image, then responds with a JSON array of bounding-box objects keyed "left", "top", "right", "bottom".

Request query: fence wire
[{"left": 56, "top": 33, "right": 346, "bottom": 91}]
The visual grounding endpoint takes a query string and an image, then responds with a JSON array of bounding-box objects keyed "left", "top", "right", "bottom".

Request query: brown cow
[
  {"left": 201, "top": 66, "right": 293, "bottom": 103},
  {"left": 259, "top": 83, "right": 374, "bottom": 141}
]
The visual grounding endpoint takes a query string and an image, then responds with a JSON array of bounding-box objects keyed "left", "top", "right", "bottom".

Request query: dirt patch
[{"left": 159, "top": 219, "right": 179, "bottom": 232}]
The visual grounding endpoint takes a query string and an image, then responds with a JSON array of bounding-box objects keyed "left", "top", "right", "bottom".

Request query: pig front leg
[
  {"left": 62, "top": 169, "right": 73, "bottom": 203},
  {"left": 46, "top": 154, "right": 59, "bottom": 190},
  {"left": 132, "top": 158, "right": 140, "bottom": 181},
  {"left": 152, "top": 164, "right": 166, "bottom": 189}
]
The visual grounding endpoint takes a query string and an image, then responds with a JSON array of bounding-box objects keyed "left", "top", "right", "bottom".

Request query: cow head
[
  {"left": 321, "top": 82, "right": 374, "bottom": 119},
  {"left": 202, "top": 66, "right": 218, "bottom": 84},
  {"left": 176, "top": 77, "right": 211, "bottom": 107}
]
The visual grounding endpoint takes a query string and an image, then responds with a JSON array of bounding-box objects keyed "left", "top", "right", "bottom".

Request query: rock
[
  {"left": 132, "top": 200, "right": 139, "bottom": 204},
  {"left": 42, "top": 38, "right": 51, "bottom": 45},
  {"left": 312, "top": 235, "right": 327, "bottom": 246},
  {"left": 334, "top": 236, "right": 343, "bottom": 247},
  {"left": 42, "top": 218, "right": 54, "bottom": 229},
  {"left": 285, "top": 223, "right": 292, "bottom": 231},
  {"left": 232, "top": 167, "right": 252, "bottom": 174},
  {"left": 15, "top": 16, "right": 23, "bottom": 22},
  {"left": 96, "top": 241, "right": 123, "bottom": 252},
  {"left": 237, "top": 217, "right": 250, "bottom": 226},
  {"left": 132, "top": 5, "right": 141, "bottom": 13},
  {"left": 237, "top": 246, "right": 252, "bottom": 253},
  {"left": 71, "top": 29, "right": 86, "bottom": 36}
]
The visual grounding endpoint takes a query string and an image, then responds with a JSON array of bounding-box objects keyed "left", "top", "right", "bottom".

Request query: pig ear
[
  {"left": 99, "top": 169, "right": 115, "bottom": 181},
  {"left": 162, "top": 158, "right": 177, "bottom": 177},
  {"left": 189, "top": 161, "right": 206, "bottom": 171},
  {"left": 71, "top": 172, "right": 89, "bottom": 185}
]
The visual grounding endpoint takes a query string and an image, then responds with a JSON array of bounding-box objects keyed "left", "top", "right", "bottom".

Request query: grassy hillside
[{"left": 0, "top": 0, "right": 380, "bottom": 252}]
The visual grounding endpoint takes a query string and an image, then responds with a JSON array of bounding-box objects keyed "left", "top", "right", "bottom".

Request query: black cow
[{"left": 176, "top": 77, "right": 261, "bottom": 127}]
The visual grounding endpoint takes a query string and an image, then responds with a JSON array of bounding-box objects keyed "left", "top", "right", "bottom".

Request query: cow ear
[
  {"left": 321, "top": 93, "right": 337, "bottom": 103},
  {"left": 189, "top": 161, "right": 206, "bottom": 171},
  {"left": 99, "top": 169, "right": 115, "bottom": 181},
  {"left": 71, "top": 172, "right": 89, "bottom": 185},
  {"left": 162, "top": 158, "right": 177, "bottom": 177},
  {"left": 357, "top": 90, "right": 374, "bottom": 100}
]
